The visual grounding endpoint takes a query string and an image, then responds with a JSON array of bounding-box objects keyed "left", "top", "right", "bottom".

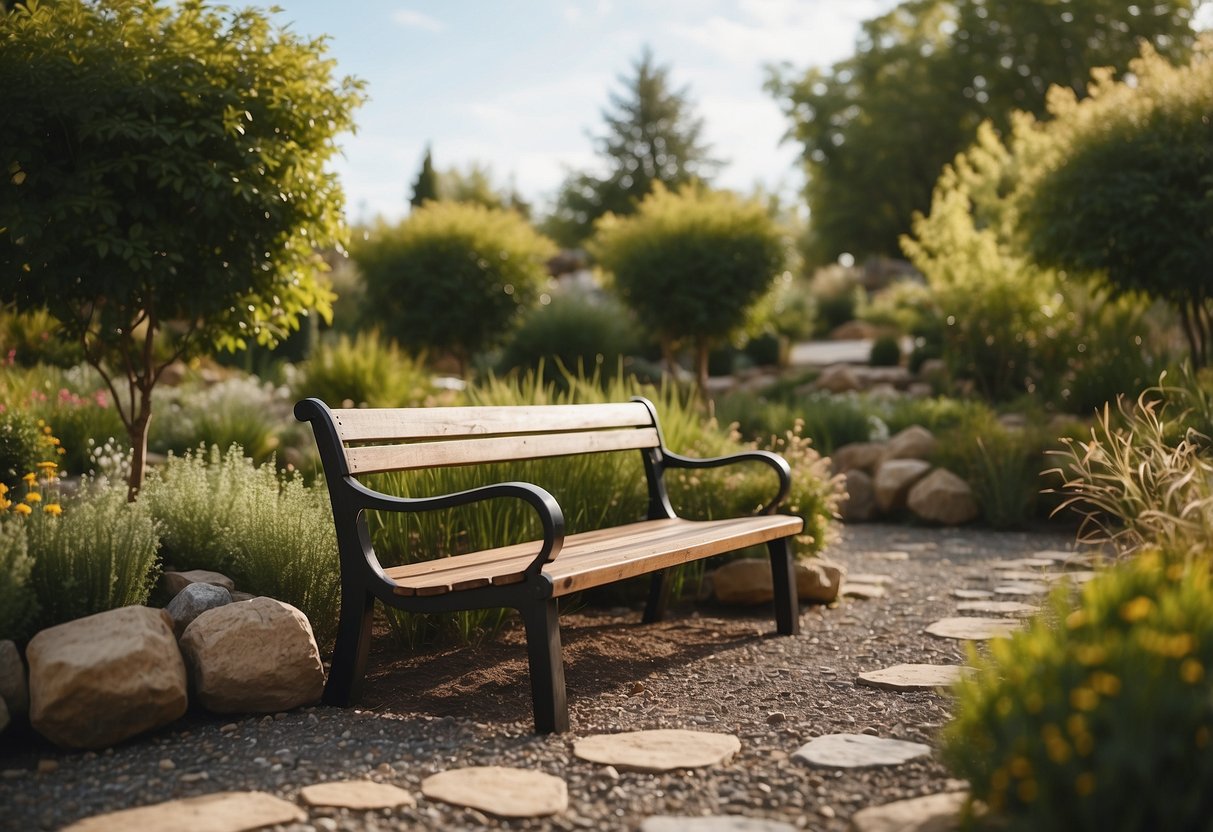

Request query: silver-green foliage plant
[
  {"left": 945, "top": 550, "right": 1213, "bottom": 831},
  {"left": 26, "top": 482, "right": 160, "bottom": 633},
  {"left": 0, "top": 516, "right": 36, "bottom": 641},
  {"left": 150, "top": 375, "right": 292, "bottom": 465},
  {"left": 144, "top": 446, "right": 339, "bottom": 646}
]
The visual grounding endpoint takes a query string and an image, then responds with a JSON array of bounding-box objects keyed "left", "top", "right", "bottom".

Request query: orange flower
[
  {"left": 13, "top": 503, "right": 32, "bottom": 516},
  {"left": 24, "top": 492, "right": 41, "bottom": 504}
]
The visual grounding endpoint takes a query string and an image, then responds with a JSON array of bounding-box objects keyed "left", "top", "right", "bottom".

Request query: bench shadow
[{"left": 358, "top": 605, "right": 782, "bottom": 724}]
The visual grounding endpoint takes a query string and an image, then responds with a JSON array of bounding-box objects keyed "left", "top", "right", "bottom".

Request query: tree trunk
[
  {"left": 125, "top": 382, "right": 154, "bottom": 500},
  {"left": 694, "top": 339, "right": 710, "bottom": 406},
  {"left": 1179, "top": 301, "right": 1202, "bottom": 370}
]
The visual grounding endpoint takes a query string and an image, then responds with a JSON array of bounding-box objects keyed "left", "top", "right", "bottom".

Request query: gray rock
[
  {"left": 794, "top": 733, "right": 931, "bottom": 768},
  {"left": 882, "top": 425, "right": 937, "bottom": 462},
  {"left": 27, "top": 606, "right": 187, "bottom": 749},
  {"left": 840, "top": 469, "right": 877, "bottom": 522},
  {"left": 874, "top": 459, "right": 932, "bottom": 513},
  {"left": 165, "top": 583, "right": 232, "bottom": 638},
  {"left": 832, "top": 442, "right": 885, "bottom": 475},
  {"left": 0, "top": 640, "right": 28, "bottom": 716},
  {"left": 907, "top": 468, "right": 978, "bottom": 526}
]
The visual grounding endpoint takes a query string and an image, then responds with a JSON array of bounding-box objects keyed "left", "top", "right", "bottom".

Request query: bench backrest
[{"left": 320, "top": 401, "right": 661, "bottom": 476}]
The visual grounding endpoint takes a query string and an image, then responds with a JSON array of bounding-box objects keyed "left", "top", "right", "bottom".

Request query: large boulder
[
  {"left": 713, "top": 558, "right": 845, "bottom": 605},
  {"left": 0, "top": 639, "right": 28, "bottom": 717},
  {"left": 165, "top": 583, "right": 232, "bottom": 638},
  {"left": 831, "top": 442, "right": 884, "bottom": 475},
  {"left": 839, "top": 469, "right": 877, "bottom": 522},
  {"left": 180, "top": 597, "right": 324, "bottom": 714},
  {"left": 882, "top": 425, "right": 937, "bottom": 462},
  {"left": 27, "top": 606, "right": 188, "bottom": 749},
  {"left": 814, "top": 364, "right": 862, "bottom": 394},
  {"left": 797, "top": 559, "right": 846, "bottom": 604},
  {"left": 874, "top": 459, "right": 932, "bottom": 513},
  {"left": 908, "top": 468, "right": 979, "bottom": 525}
]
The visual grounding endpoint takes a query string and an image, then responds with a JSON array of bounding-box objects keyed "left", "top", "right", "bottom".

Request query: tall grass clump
[
  {"left": 288, "top": 330, "right": 436, "bottom": 408},
  {"left": 25, "top": 481, "right": 160, "bottom": 634},
  {"left": 143, "top": 445, "right": 339, "bottom": 646},
  {"left": 945, "top": 550, "right": 1213, "bottom": 831},
  {"left": 1050, "top": 377, "right": 1213, "bottom": 556}
]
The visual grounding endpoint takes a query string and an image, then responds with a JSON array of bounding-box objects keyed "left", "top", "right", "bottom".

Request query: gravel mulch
[{"left": 0, "top": 523, "right": 1078, "bottom": 831}]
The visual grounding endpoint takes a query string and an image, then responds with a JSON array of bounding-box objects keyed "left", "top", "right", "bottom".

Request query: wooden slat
[
  {"left": 382, "top": 516, "right": 804, "bottom": 598},
  {"left": 346, "top": 428, "right": 660, "bottom": 475},
  {"left": 333, "top": 402, "right": 653, "bottom": 443}
]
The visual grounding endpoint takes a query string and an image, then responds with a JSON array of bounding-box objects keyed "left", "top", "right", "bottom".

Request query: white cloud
[{"left": 391, "top": 8, "right": 445, "bottom": 33}]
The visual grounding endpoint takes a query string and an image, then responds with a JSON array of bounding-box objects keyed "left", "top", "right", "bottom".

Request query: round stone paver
[
  {"left": 298, "top": 780, "right": 416, "bottom": 810},
  {"left": 574, "top": 729, "right": 740, "bottom": 773},
  {"left": 993, "top": 582, "right": 1049, "bottom": 597},
  {"left": 61, "top": 791, "right": 305, "bottom": 832},
  {"left": 993, "top": 558, "right": 1057, "bottom": 570},
  {"left": 951, "top": 588, "right": 993, "bottom": 600},
  {"left": 851, "top": 791, "right": 968, "bottom": 832},
  {"left": 872, "top": 550, "right": 910, "bottom": 561},
  {"left": 846, "top": 573, "right": 894, "bottom": 585},
  {"left": 956, "top": 600, "right": 1037, "bottom": 617},
  {"left": 420, "top": 766, "right": 567, "bottom": 818},
  {"left": 995, "top": 570, "right": 1053, "bottom": 582},
  {"left": 842, "top": 583, "right": 887, "bottom": 599},
  {"left": 641, "top": 817, "right": 796, "bottom": 832},
  {"left": 856, "top": 664, "right": 973, "bottom": 691},
  {"left": 925, "top": 617, "right": 1020, "bottom": 640},
  {"left": 794, "top": 734, "right": 931, "bottom": 768}
]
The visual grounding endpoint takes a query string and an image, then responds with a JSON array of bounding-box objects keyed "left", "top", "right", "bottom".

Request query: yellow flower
[
  {"left": 1016, "top": 780, "right": 1038, "bottom": 803},
  {"left": 13, "top": 503, "right": 32, "bottom": 516},
  {"left": 37, "top": 461, "right": 57, "bottom": 470},
  {"left": 1180, "top": 658, "right": 1204, "bottom": 685},
  {"left": 0, "top": 483, "right": 7, "bottom": 495},
  {"left": 24, "top": 492, "right": 41, "bottom": 504},
  {"left": 1075, "top": 773, "right": 1096, "bottom": 797},
  {"left": 1119, "top": 596, "right": 1153, "bottom": 622},
  {"left": 42, "top": 503, "right": 62, "bottom": 517},
  {"left": 22, "top": 472, "right": 36, "bottom": 484},
  {"left": 1070, "top": 686, "right": 1099, "bottom": 712}
]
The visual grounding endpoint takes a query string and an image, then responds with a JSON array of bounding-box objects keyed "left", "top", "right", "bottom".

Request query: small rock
[
  {"left": 164, "top": 583, "right": 232, "bottom": 638},
  {"left": 766, "top": 712, "right": 786, "bottom": 725},
  {"left": 907, "top": 469, "right": 978, "bottom": 526},
  {"left": 158, "top": 758, "right": 175, "bottom": 772},
  {"left": 574, "top": 729, "right": 740, "bottom": 772},
  {"left": 37, "top": 758, "right": 58, "bottom": 775},
  {"left": 797, "top": 559, "right": 845, "bottom": 604},
  {"left": 993, "top": 582, "right": 1049, "bottom": 597},
  {"left": 814, "top": 364, "right": 862, "bottom": 394}
]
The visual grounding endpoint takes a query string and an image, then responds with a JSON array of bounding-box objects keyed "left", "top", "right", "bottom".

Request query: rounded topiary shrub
[
  {"left": 944, "top": 550, "right": 1213, "bottom": 831},
  {"left": 496, "top": 293, "right": 643, "bottom": 385}
]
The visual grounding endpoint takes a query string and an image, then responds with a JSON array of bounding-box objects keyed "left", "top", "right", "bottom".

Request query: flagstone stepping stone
[
  {"left": 993, "top": 582, "right": 1049, "bottom": 596},
  {"left": 994, "top": 558, "right": 1057, "bottom": 570},
  {"left": 421, "top": 766, "right": 567, "bottom": 818},
  {"left": 956, "top": 600, "right": 1037, "bottom": 617},
  {"left": 995, "top": 570, "right": 1053, "bottom": 582},
  {"left": 61, "top": 791, "right": 305, "bottom": 832},
  {"left": 298, "top": 780, "right": 416, "bottom": 810},
  {"left": 842, "top": 583, "right": 887, "bottom": 599},
  {"left": 641, "top": 817, "right": 795, "bottom": 832},
  {"left": 851, "top": 791, "right": 968, "bottom": 832},
  {"left": 951, "top": 588, "right": 993, "bottom": 600},
  {"left": 872, "top": 550, "right": 910, "bottom": 561},
  {"left": 925, "top": 617, "right": 1020, "bottom": 640},
  {"left": 847, "top": 573, "right": 894, "bottom": 585},
  {"left": 856, "top": 664, "right": 973, "bottom": 691},
  {"left": 575, "top": 729, "right": 740, "bottom": 772},
  {"left": 793, "top": 733, "right": 930, "bottom": 768},
  {"left": 1062, "top": 570, "right": 1097, "bottom": 584}
]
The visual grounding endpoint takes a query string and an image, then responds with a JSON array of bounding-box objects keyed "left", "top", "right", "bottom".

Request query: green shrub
[
  {"left": 808, "top": 264, "right": 863, "bottom": 336},
  {"left": 0, "top": 305, "right": 83, "bottom": 367},
  {"left": 0, "top": 515, "right": 36, "bottom": 641},
  {"left": 289, "top": 330, "right": 436, "bottom": 408},
  {"left": 945, "top": 550, "right": 1213, "bottom": 831},
  {"left": 150, "top": 376, "right": 291, "bottom": 464},
  {"left": 143, "top": 446, "right": 340, "bottom": 646},
  {"left": 25, "top": 482, "right": 160, "bottom": 633},
  {"left": 356, "top": 201, "right": 557, "bottom": 374},
  {"left": 869, "top": 335, "right": 901, "bottom": 367},
  {"left": 0, "top": 409, "right": 44, "bottom": 490},
  {"left": 29, "top": 387, "right": 125, "bottom": 476},
  {"left": 496, "top": 293, "right": 644, "bottom": 385}
]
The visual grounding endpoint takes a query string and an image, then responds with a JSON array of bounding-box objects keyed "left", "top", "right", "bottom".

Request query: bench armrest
[
  {"left": 342, "top": 476, "right": 567, "bottom": 575},
  {"left": 662, "top": 449, "right": 792, "bottom": 516}
]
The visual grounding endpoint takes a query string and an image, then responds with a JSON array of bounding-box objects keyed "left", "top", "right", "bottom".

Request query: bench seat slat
[
  {"left": 333, "top": 403, "right": 654, "bottom": 443},
  {"left": 346, "top": 428, "right": 661, "bottom": 475},
  {"left": 382, "top": 516, "right": 804, "bottom": 598}
]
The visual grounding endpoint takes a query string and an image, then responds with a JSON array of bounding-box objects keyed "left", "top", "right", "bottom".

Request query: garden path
[{"left": 0, "top": 522, "right": 1083, "bottom": 831}]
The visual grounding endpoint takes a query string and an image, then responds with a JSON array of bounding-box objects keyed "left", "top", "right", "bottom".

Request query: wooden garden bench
[{"left": 295, "top": 396, "right": 804, "bottom": 733}]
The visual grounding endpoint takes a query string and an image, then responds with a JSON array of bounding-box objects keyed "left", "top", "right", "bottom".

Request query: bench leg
[
  {"left": 642, "top": 569, "right": 670, "bottom": 623},
  {"left": 323, "top": 588, "right": 375, "bottom": 707},
  {"left": 768, "top": 537, "right": 800, "bottom": 636},
  {"left": 521, "top": 599, "right": 569, "bottom": 733}
]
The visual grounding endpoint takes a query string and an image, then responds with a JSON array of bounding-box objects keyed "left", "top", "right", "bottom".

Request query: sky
[{"left": 247, "top": 0, "right": 902, "bottom": 224}]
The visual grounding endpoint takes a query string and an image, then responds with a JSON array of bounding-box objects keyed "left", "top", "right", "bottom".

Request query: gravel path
[{"left": 0, "top": 523, "right": 1079, "bottom": 831}]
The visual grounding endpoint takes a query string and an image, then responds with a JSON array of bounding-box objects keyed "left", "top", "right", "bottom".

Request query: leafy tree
[
  {"left": 439, "top": 162, "right": 531, "bottom": 218},
  {"left": 0, "top": 0, "right": 364, "bottom": 495},
  {"left": 768, "top": 0, "right": 1202, "bottom": 266},
  {"left": 356, "top": 202, "right": 556, "bottom": 375},
  {"left": 1019, "top": 40, "right": 1213, "bottom": 369},
  {"left": 544, "top": 48, "right": 719, "bottom": 248},
  {"left": 409, "top": 146, "right": 439, "bottom": 209},
  {"left": 591, "top": 184, "right": 787, "bottom": 396}
]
